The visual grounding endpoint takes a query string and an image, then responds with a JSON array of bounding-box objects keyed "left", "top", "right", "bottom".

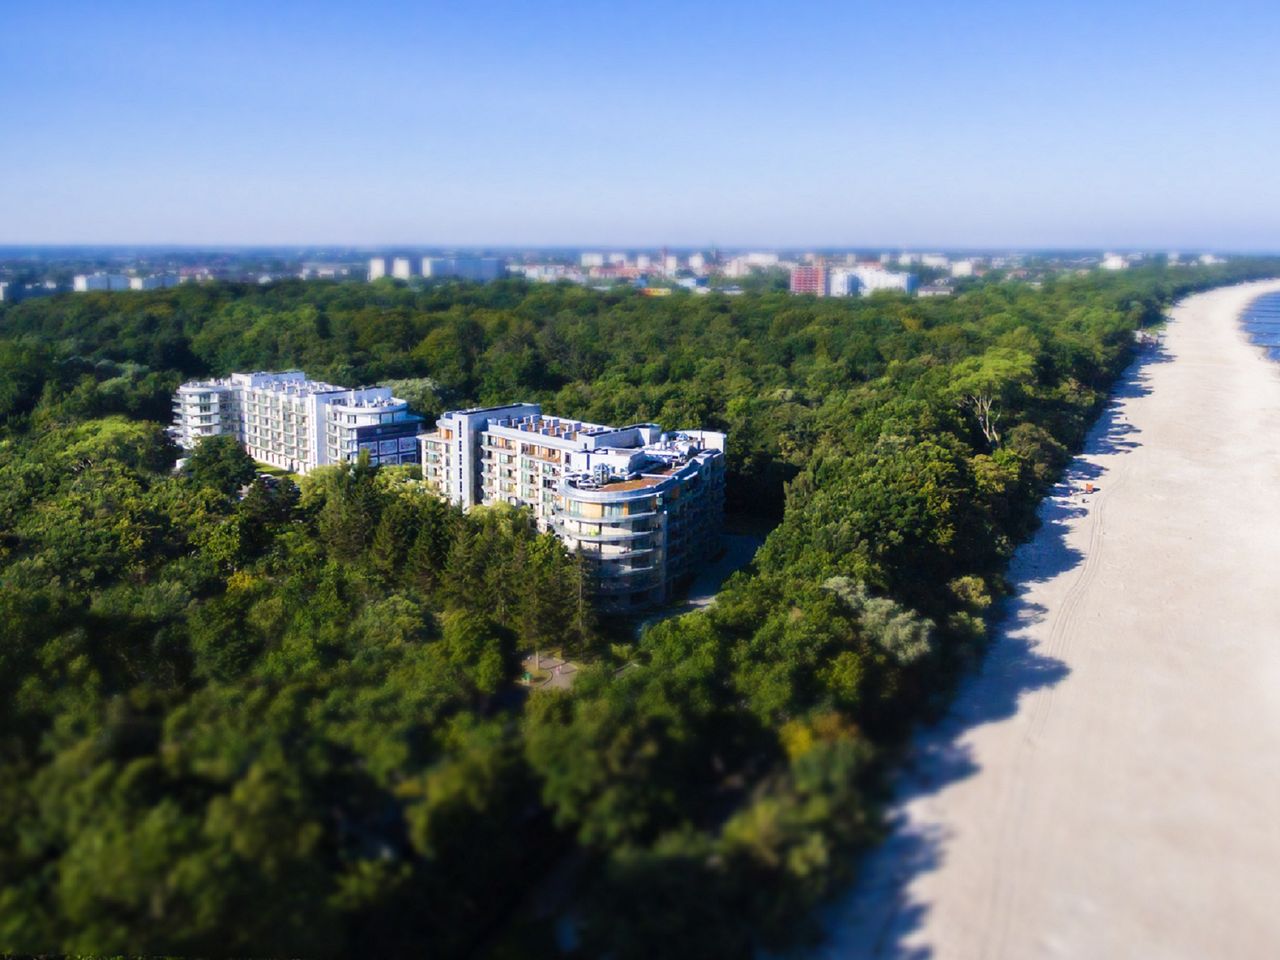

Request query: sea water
[{"left": 1242, "top": 291, "right": 1280, "bottom": 362}]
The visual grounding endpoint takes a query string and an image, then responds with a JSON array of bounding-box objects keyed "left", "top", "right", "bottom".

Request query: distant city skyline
[{"left": 4, "top": 0, "right": 1280, "bottom": 249}]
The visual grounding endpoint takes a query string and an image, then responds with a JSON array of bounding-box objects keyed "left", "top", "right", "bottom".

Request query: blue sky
[{"left": 3, "top": 0, "right": 1279, "bottom": 248}]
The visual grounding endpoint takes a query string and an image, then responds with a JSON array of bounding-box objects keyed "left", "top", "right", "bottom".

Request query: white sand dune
[{"left": 821, "top": 280, "right": 1280, "bottom": 959}]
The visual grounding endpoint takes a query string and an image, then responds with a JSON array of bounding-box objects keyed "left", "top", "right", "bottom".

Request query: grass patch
[{"left": 254, "top": 461, "right": 294, "bottom": 477}]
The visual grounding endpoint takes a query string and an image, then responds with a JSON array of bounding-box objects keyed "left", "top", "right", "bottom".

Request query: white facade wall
[
  {"left": 827, "top": 268, "right": 862, "bottom": 297},
  {"left": 73, "top": 273, "right": 131, "bottom": 292},
  {"left": 422, "top": 257, "right": 504, "bottom": 282},
  {"left": 853, "top": 265, "right": 918, "bottom": 295},
  {"left": 129, "top": 275, "right": 179, "bottom": 290},
  {"left": 368, "top": 257, "right": 387, "bottom": 281}
]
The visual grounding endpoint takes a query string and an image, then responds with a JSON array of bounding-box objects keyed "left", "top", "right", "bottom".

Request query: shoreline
[
  {"left": 820, "top": 278, "right": 1280, "bottom": 959},
  {"left": 1238, "top": 288, "right": 1280, "bottom": 364}
]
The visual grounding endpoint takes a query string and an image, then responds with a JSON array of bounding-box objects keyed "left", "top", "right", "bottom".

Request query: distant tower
[{"left": 789, "top": 265, "right": 826, "bottom": 296}]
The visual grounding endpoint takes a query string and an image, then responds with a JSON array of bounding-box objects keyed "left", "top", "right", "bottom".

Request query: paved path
[{"left": 821, "top": 280, "right": 1280, "bottom": 959}]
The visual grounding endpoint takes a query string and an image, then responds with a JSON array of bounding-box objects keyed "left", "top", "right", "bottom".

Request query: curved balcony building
[
  {"left": 419, "top": 403, "right": 726, "bottom": 611},
  {"left": 555, "top": 444, "right": 724, "bottom": 611}
]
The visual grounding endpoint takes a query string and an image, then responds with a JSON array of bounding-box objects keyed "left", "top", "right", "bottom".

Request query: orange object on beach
[{"left": 1085, "top": 482, "right": 1095, "bottom": 494}]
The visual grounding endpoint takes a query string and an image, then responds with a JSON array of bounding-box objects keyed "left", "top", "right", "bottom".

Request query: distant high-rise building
[
  {"left": 392, "top": 257, "right": 414, "bottom": 280},
  {"left": 368, "top": 257, "right": 388, "bottom": 281},
  {"left": 920, "top": 254, "right": 949, "bottom": 269},
  {"left": 688, "top": 253, "right": 706, "bottom": 273},
  {"left": 0, "top": 282, "right": 9, "bottom": 303},
  {"left": 1100, "top": 253, "right": 1128, "bottom": 271},
  {"left": 73, "top": 273, "right": 131, "bottom": 292},
  {"left": 580, "top": 252, "right": 605, "bottom": 268},
  {"left": 827, "top": 268, "right": 862, "bottom": 297},
  {"left": 664, "top": 255, "right": 679, "bottom": 275},
  {"left": 790, "top": 265, "right": 826, "bottom": 296},
  {"left": 422, "top": 257, "right": 504, "bottom": 282},
  {"left": 129, "top": 275, "right": 179, "bottom": 290},
  {"left": 852, "top": 265, "right": 918, "bottom": 295},
  {"left": 950, "top": 260, "right": 975, "bottom": 278},
  {"left": 606, "top": 253, "right": 627, "bottom": 265}
]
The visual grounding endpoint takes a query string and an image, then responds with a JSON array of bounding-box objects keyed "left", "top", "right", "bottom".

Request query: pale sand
[{"left": 821, "top": 280, "right": 1280, "bottom": 959}]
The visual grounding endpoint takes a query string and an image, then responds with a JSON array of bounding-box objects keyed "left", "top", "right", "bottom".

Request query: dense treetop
[{"left": 0, "top": 262, "right": 1274, "bottom": 956}]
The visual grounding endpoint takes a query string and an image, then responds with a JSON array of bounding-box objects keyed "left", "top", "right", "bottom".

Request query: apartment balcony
[
  {"left": 562, "top": 510, "right": 659, "bottom": 525},
  {"left": 590, "top": 545, "right": 655, "bottom": 561},
  {"left": 552, "top": 521, "right": 655, "bottom": 544}
]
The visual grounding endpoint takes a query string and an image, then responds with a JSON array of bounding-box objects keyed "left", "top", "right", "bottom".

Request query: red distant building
[{"left": 790, "top": 265, "right": 826, "bottom": 296}]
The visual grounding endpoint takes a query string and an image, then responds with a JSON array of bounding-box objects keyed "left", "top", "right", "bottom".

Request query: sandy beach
[{"left": 822, "top": 280, "right": 1280, "bottom": 959}]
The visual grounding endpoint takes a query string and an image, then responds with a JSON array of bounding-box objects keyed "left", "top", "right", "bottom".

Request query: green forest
[{"left": 0, "top": 262, "right": 1274, "bottom": 957}]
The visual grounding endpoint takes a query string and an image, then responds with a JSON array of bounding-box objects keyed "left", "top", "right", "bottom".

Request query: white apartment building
[
  {"left": 1101, "top": 253, "right": 1129, "bottom": 271},
  {"left": 368, "top": 257, "right": 388, "bottom": 281},
  {"left": 422, "top": 257, "right": 505, "bottom": 282},
  {"left": 420, "top": 404, "right": 726, "bottom": 610},
  {"left": 580, "top": 252, "right": 605, "bottom": 268},
  {"left": 950, "top": 260, "right": 975, "bottom": 278},
  {"left": 129, "top": 275, "right": 180, "bottom": 290},
  {"left": 827, "top": 267, "right": 862, "bottom": 297},
  {"left": 172, "top": 371, "right": 424, "bottom": 474},
  {"left": 392, "top": 257, "right": 414, "bottom": 280},
  {"left": 73, "top": 273, "right": 132, "bottom": 292},
  {"left": 852, "top": 265, "right": 918, "bottom": 295},
  {"left": 920, "top": 254, "right": 950, "bottom": 269},
  {"left": 688, "top": 253, "right": 706, "bottom": 273}
]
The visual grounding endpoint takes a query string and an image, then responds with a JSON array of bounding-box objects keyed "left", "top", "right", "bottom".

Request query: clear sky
[{"left": 3, "top": 0, "right": 1279, "bottom": 249}]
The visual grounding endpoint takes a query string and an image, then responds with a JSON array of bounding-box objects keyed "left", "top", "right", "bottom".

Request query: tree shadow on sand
[{"left": 817, "top": 344, "right": 1168, "bottom": 958}]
